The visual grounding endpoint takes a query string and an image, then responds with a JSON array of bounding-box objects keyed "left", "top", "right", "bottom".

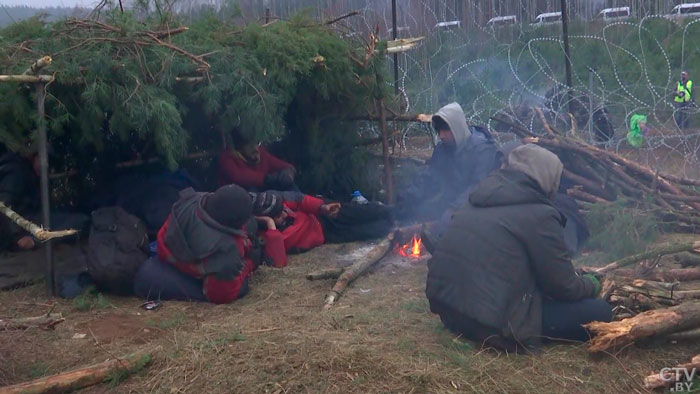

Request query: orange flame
[{"left": 397, "top": 234, "right": 422, "bottom": 258}]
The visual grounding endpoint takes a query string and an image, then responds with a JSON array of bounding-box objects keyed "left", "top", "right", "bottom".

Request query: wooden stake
[
  {"left": 377, "top": 98, "right": 394, "bottom": 204},
  {"left": 0, "top": 351, "right": 152, "bottom": 394}
]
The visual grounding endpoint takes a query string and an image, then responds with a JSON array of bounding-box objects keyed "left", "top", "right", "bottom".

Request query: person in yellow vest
[{"left": 675, "top": 71, "right": 693, "bottom": 129}]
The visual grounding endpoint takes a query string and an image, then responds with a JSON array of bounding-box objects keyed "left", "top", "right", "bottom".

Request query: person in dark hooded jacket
[
  {"left": 426, "top": 144, "right": 611, "bottom": 352},
  {"left": 133, "top": 184, "right": 280, "bottom": 304},
  {"left": 497, "top": 141, "right": 590, "bottom": 256},
  {"left": 397, "top": 102, "right": 500, "bottom": 226}
]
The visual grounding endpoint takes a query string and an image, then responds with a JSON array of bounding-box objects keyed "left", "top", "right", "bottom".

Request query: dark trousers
[
  {"left": 132, "top": 258, "right": 249, "bottom": 302},
  {"left": 432, "top": 297, "right": 612, "bottom": 351},
  {"left": 541, "top": 298, "right": 612, "bottom": 342},
  {"left": 320, "top": 202, "right": 393, "bottom": 243},
  {"left": 675, "top": 102, "right": 691, "bottom": 129}
]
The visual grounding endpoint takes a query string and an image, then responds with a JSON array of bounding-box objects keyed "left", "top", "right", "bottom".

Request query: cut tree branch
[
  {"left": 594, "top": 241, "right": 700, "bottom": 274},
  {"left": 0, "top": 313, "right": 64, "bottom": 331},
  {"left": 0, "top": 351, "right": 152, "bottom": 394},
  {"left": 0, "top": 202, "right": 77, "bottom": 242}
]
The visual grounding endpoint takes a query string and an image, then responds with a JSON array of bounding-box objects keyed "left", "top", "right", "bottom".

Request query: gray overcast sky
[{"left": 0, "top": 0, "right": 98, "bottom": 7}]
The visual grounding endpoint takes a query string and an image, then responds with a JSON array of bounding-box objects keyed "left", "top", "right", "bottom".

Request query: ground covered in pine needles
[{"left": 2, "top": 240, "right": 700, "bottom": 394}]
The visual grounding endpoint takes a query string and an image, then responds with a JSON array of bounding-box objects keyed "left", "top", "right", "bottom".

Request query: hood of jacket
[{"left": 433, "top": 102, "right": 471, "bottom": 153}]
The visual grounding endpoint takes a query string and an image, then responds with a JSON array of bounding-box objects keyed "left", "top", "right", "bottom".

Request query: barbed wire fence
[{"left": 225, "top": 0, "right": 700, "bottom": 178}]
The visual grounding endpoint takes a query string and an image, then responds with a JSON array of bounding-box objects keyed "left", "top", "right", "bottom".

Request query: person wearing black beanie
[
  {"left": 133, "top": 186, "right": 284, "bottom": 304},
  {"left": 203, "top": 184, "right": 253, "bottom": 229}
]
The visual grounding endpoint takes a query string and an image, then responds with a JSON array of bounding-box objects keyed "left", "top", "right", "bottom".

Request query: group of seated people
[{"left": 0, "top": 101, "right": 612, "bottom": 350}]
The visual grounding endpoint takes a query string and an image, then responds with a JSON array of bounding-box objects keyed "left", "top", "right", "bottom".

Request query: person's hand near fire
[{"left": 320, "top": 202, "right": 341, "bottom": 218}]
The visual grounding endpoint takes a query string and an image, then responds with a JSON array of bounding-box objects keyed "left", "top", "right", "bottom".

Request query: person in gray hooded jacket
[
  {"left": 426, "top": 144, "right": 612, "bottom": 352},
  {"left": 397, "top": 102, "right": 500, "bottom": 225}
]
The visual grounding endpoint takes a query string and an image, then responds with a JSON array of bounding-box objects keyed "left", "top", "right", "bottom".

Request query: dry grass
[{"left": 1, "top": 242, "right": 699, "bottom": 393}]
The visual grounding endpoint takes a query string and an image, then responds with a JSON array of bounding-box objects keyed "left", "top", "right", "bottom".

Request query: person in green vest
[
  {"left": 627, "top": 114, "right": 649, "bottom": 148},
  {"left": 675, "top": 71, "right": 693, "bottom": 129}
]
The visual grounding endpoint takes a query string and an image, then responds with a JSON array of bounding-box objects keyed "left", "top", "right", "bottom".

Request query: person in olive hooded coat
[{"left": 426, "top": 144, "right": 611, "bottom": 352}]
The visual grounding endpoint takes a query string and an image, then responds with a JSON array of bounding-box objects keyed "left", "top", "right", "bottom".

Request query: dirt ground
[{"left": 1, "top": 240, "right": 700, "bottom": 394}]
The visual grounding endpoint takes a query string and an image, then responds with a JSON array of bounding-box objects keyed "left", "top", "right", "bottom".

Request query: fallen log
[
  {"left": 584, "top": 301, "right": 700, "bottom": 352},
  {"left": 0, "top": 202, "right": 78, "bottom": 242},
  {"left": 323, "top": 233, "right": 394, "bottom": 310},
  {"left": 0, "top": 313, "right": 64, "bottom": 331},
  {"left": 643, "top": 353, "right": 700, "bottom": 389},
  {"left": 0, "top": 351, "right": 152, "bottom": 394},
  {"left": 595, "top": 241, "right": 700, "bottom": 274}
]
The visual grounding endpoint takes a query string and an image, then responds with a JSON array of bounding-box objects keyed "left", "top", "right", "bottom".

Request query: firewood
[
  {"left": 562, "top": 168, "right": 615, "bottom": 201},
  {"left": 584, "top": 301, "right": 700, "bottom": 352},
  {"left": 0, "top": 313, "right": 64, "bottom": 331},
  {"left": 323, "top": 233, "right": 394, "bottom": 310},
  {"left": 595, "top": 241, "right": 700, "bottom": 274},
  {"left": 0, "top": 351, "right": 151, "bottom": 394},
  {"left": 567, "top": 188, "right": 611, "bottom": 205},
  {"left": 643, "top": 354, "right": 700, "bottom": 389}
]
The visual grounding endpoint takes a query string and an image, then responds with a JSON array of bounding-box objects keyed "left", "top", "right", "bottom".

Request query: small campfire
[{"left": 396, "top": 234, "right": 424, "bottom": 258}]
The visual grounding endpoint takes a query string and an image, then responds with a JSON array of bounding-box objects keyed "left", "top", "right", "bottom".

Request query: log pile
[{"left": 494, "top": 112, "right": 700, "bottom": 233}]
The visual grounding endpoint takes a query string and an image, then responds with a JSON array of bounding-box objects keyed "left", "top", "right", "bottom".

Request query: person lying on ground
[
  {"left": 396, "top": 102, "right": 500, "bottom": 227},
  {"left": 426, "top": 144, "right": 612, "bottom": 353},
  {"left": 250, "top": 191, "right": 394, "bottom": 267},
  {"left": 133, "top": 185, "right": 283, "bottom": 304},
  {"left": 218, "top": 129, "right": 298, "bottom": 192}
]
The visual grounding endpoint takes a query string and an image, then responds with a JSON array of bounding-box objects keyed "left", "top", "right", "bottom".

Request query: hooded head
[
  {"left": 432, "top": 102, "right": 471, "bottom": 152},
  {"left": 497, "top": 140, "right": 524, "bottom": 167},
  {"left": 203, "top": 184, "right": 253, "bottom": 228},
  {"left": 506, "top": 144, "right": 563, "bottom": 199}
]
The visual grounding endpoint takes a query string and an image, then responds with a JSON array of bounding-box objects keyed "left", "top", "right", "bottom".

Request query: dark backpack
[{"left": 87, "top": 207, "right": 149, "bottom": 294}]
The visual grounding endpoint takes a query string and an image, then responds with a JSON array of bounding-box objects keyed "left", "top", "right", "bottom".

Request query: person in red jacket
[
  {"left": 133, "top": 185, "right": 283, "bottom": 304},
  {"left": 250, "top": 191, "right": 393, "bottom": 267},
  {"left": 218, "top": 133, "right": 298, "bottom": 191}
]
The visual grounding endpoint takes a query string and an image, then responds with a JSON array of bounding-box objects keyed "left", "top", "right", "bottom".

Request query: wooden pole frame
[{"left": 0, "top": 57, "right": 56, "bottom": 296}]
